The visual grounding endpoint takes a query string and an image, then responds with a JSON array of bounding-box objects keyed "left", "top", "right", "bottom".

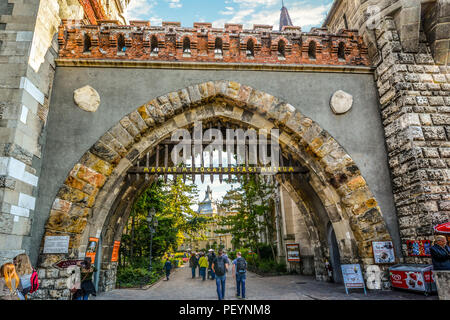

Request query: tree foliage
[
  {"left": 216, "top": 175, "right": 277, "bottom": 259},
  {"left": 119, "top": 176, "right": 210, "bottom": 267}
]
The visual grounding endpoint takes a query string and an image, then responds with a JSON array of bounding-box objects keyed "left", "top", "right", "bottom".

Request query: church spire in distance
[{"left": 280, "top": 0, "right": 293, "bottom": 31}]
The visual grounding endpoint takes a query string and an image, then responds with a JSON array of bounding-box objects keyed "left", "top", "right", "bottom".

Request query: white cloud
[
  {"left": 167, "top": 0, "right": 182, "bottom": 9},
  {"left": 214, "top": 2, "right": 331, "bottom": 30},
  {"left": 125, "top": 0, "right": 157, "bottom": 20}
]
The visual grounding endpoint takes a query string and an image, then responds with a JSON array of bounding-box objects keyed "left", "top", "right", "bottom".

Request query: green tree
[{"left": 217, "top": 175, "right": 277, "bottom": 260}]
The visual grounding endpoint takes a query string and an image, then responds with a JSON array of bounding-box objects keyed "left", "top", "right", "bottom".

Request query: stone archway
[{"left": 37, "top": 81, "right": 392, "bottom": 299}]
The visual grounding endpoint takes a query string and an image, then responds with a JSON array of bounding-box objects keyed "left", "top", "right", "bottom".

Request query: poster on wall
[
  {"left": 85, "top": 237, "right": 99, "bottom": 264},
  {"left": 372, "top": 241, "right": 395, "bottom": 264},
  {"left": 286, "top": 244, "right": 300, "bottom": 262},
  {"left": 111, "top": 241, "right": 121, "bottom": 262},
  {"left": 406, "top": 240, "right": 432, "bottom": 257},
  {"left": 341, "top": 264, "right": 367, "bottom": 295}
]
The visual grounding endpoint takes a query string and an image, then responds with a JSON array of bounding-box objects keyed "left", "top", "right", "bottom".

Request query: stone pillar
[
  {"left": 434, "top": 271, "right": 450, "bottom": 300},
  {"left": 374, "top": 16, "right": 450, "bottom": 262},
  {"left": 0, "top": 0, "right": 58, "bottom": 267}
]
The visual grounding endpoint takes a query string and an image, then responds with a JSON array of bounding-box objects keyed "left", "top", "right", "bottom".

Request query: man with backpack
[
  {"left": 189, "top": 252, "right": 198, "bottom": 278},
  {"left": 212, "top": 249, "right": 229, "bottom": 300},
  {"left": 207, "top": 249, "right": 216, "bottom": 280},
  {"left": 232, "top": 252, "right": 247, "bottom": 299},
  {"left": 164, "top": 257, "right": 172, "bottom": 281}
]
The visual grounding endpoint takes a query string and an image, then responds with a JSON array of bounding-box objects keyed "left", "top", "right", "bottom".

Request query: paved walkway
[{"left": 94, "top": 265, "right": 437, "bottom": 300}]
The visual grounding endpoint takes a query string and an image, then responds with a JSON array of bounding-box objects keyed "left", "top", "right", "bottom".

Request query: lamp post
[{"left": 147, "top": 208, "right": 158, "bottom": 272}]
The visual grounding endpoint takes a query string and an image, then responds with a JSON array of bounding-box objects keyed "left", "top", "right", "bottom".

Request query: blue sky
[{"left": 125, "top": 0, "right": 334, "bottom": 31}]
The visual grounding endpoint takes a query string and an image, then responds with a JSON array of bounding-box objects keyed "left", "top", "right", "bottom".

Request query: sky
[{"left": 125, "top": 0, "right": 334, "bottom": 31}]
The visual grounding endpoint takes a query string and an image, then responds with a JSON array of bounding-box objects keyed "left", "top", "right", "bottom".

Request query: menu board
[
  {"left": 43, "top": 236, "right": 70, "bottom": 254},
  {"left": 341, "top": 264, "right": 365, "bottom": 288},
  {"left": 372, "top": 241, "right": 395, "bottom": 264},
  {"left": 85, "top": 237, "right": 99, "bottom": 264},
  {"left": 286, "top": 243, "right": 300, "bottom": 262},
  {"left": 111, "top": 241, "right": 120, "bottom": 262},
  {"left": 406, "top": 240, "right": 432, "bottom": 257}
]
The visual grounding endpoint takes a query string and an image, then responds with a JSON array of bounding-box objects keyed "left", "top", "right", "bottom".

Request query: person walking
[
  {"left": 189, "top": 252, "right": 198, "bottom": 278},
  {"left": 198, "top": 253, "right": 208, "bottom": 281},
  {"left": 75, "top": 257, "right": 96, "bottom": 300},
  {"left": 430, "top": 235, "right": 450, "bottom": 270},
  {"left": 232, "top": 252, "right": 247, "bottom": 299},
  {"left": 164, "top": 257, "right": 172, "bottom": 281},
  {"left": 208, "top": 249, "right": 216, "bottom": 280},
  {"left": 212, "top": 249, "right": 229, "bottom": 300},
  {"left": 0, "top": 263, "right": 23, "bottom": 300}
]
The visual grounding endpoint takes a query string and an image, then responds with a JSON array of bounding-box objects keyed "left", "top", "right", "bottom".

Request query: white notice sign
[{"left": 43, "top": 236, "right": 70, "bottom": 254}]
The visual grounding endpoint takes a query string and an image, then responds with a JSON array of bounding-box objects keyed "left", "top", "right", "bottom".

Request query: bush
[
  {"left": 116, "top": 259, "right": 165, "bottom": 287},
  {"left": 275, "top": 262, "right": 287, "bottom": 273},
  {"left": 256, "top": 243, "right": 276, "bottom": 260}
]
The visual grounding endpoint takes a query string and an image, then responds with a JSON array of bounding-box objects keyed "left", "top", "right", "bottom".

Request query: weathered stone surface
[
  {"left": 73, "top": 85, "right": 100, "bottom": 112},
  {"left": 330, "top": 90, "right": 353, "bottom": 114},
  {"left": 435, "top": 271, "right": 450, "bottom": 300}
]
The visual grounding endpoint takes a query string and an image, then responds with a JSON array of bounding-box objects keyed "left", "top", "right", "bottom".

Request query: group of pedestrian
[
  {"left": 0, "top": 253, "right": 38, "bottom": 300},
  {"left": 187, "top": 249, "right": 247, "bottom": 300}
]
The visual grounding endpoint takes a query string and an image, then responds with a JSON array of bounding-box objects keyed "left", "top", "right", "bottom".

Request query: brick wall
[{"left": 57, "top": 21, "right": 370, "bottom": 66}]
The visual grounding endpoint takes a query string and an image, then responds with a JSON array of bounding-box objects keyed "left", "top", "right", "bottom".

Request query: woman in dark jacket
[
  {"left": 75, "top": 258, "right": 97, "bottom": 300},
  {"left": 430, "top": 235, "right": 450, "bottom": 270}
]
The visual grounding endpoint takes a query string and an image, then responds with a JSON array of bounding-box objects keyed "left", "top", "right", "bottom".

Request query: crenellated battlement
[{"left": 57, "top": 20, "right": 370, "bottom": 66}]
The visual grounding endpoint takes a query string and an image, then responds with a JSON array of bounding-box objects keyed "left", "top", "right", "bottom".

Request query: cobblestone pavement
[{"left": 94, "top": 265, "right": 437, "bottom": 300}]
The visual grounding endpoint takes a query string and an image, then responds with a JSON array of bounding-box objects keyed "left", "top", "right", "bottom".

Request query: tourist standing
[
  {"left": 189, "top": 252, "right": 198, "bottom": 278},
  {"left": 0, "top": 263, "right": 23, "bottom": 300},
  {"left": 13, "top": 253, "right": 38, "bottom": 299},
  {"left": 76, "top": 258, "right": 96, "bottom": 300},
  {"left": 232, "top": 252, "right": 247, "bottom": 299},
  {"left": 430, "top": 235, "right": 450, "bottom": 270},
  {"left": 198, "top": 253, "right": 208, "bottom": 281},
  {"left": 207, "top": 249, "right": 216, "bottom": 280},
  {"left": 212, "top": 249, "right": 229, "bottom": 300},
  {"left": 164, "top": 257, "right": 172, "bottom": 280}
]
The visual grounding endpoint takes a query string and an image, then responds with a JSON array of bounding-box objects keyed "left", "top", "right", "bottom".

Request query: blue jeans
[
  {"left": 200, "top": 267, "right": 206, "bottom": 280},
  {"left": 215, "top": 275, "right": 226, "bottom": 300},
  {"left": 76, "top": 293, "right": 89, "bottom": 300},
  {"left": 236, "top": 273, "right": 246, "bottom": 298},
  {"left": 209, "top": 268, "right": 215, "bottom": 280},
  {"left": 165, "top": 270, "right": 170, "bottom": 279},
  {"left": 191, "top": 267, "right": 196, "bottom": 278}
]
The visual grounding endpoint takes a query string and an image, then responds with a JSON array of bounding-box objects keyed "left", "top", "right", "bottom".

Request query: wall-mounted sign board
[{"left": 43, "top": 236, "right": 70, "bottom": 254}]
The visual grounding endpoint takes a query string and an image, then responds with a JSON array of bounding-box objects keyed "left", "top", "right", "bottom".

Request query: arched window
[
  {"left": 278, "top": 40, "right": 286, "bottom": 58},
  {"left": 338, "top": 42, "right": 346, "bottom": 60},
  {"left": 83, "top": 34, "right": 91, "bottom": 53},
  {"left": 151, "top": 35, "right": 159, "bottom": 54},
  {"left": 117, "top": 34, "right": 126, "bottom": 52},
  {"left": 214, "top": 37, "right": 223, "bottom": 56},
  {"left": 183, "top": 37, "right": 191, "bottom": 55},
  {"left": 246, "top": 39, "right": 254, "bottom": 58},
  {"left": 308, "top": 41, "right": 316, "bottom": 60}
]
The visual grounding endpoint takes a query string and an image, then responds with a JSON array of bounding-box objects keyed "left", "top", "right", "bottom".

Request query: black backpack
[
  {"left": 236, "top": 257, "right": 247, "bottom": 273},
  {"left": 214, "top": 257, "right": 226, "bottom": 276}
]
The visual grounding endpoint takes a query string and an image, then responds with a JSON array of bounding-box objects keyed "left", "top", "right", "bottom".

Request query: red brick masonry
[{"left": 58, "top": 20, "right": 370, "bottom": 66}]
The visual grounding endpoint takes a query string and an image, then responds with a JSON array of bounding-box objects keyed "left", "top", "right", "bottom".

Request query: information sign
[
  {"left": 286, "top": 244, "right": 301, "bottom": 262},
  {"left": 43, "top": 236, "right": 70, "bottom": 254},
  {"left": 341, "top": 264, "right": 367, "bottom": 295}
]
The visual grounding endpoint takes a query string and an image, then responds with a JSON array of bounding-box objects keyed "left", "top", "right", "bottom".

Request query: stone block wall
[
  {"left": 374, "top": 18, "right": 449, "bottom": 263},
  {"left": 325, "top": 0, "right": 450, "bottom": 263}
]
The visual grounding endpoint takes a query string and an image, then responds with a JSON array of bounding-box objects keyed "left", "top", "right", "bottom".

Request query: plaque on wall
[{"left": 43, "top": 236, "right": 70, "bottom": 254}]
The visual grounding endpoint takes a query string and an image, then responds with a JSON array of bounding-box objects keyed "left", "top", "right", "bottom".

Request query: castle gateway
[{"left": 0, "top": 0, "right": 448, "bottom": 299}]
